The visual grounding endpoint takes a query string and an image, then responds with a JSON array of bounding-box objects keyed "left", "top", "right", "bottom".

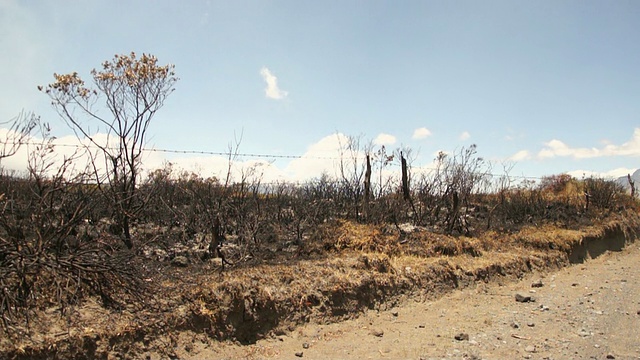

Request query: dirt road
[{"left": 179, "top": 243, "right": 640, "bottom": 360}]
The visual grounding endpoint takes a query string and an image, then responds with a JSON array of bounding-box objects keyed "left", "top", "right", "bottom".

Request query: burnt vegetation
[
  {"left": 1, "top": 129, "right": 637, "bottom": 336},
  {"left": 1, "top": 53, "right": 639, "bottom": 355}
]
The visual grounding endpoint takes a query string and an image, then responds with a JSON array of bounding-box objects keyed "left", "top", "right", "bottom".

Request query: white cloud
[
  {"left": 537, "top": 128, "right": 640, "bottom": 160},
  {"left": 412, "top": 127, "right": 432, "bottom": 140},
  {"left": 0, "top": 129, "right": 352, "bottom": 183},
  {"left": 508, "top": 150, "right": 530, "bottom": 162},
  {"left": 155, "top": 154, "right": 287, "bottom": 183},
  {"left": 0, "top": 127, "right": 289, "bottom": 183},
  {"left": 373, "top": 133, "right": 396, "bottom": 146},
  {"left": 459, "top": 131, "right": 471, "bottom": 141},
  {"left": 284, "top": 133, "right": 348, "bottom": 181},
  {"left": 260, "top": 67, "right": 288, "bottom": 100},
  {"left": 566, "top": 167, "right": 636, "bottom": 180}
]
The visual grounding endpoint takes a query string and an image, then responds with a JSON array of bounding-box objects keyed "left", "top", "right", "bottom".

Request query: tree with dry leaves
[{"left": 41, "top": 52, "right": 178, "bottom": 248}]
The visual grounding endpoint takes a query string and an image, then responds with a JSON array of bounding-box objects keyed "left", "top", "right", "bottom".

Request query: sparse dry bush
[
  {"left": 422, "top": 145, "right": 491, "bottom": 235},
  {"left": 540, "top": 174, "right": 574, "bottom": 194},
  {"left": 0, "top": 130, "right": 146, "bottom": 334},
  {"left": 584, "top": 176, "right": 626, "bottom": 211},
  {"left": 494, "top": 180, "right": 547, "bottom": 226}
]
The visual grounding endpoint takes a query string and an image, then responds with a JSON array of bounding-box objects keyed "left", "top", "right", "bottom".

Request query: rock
[
  {"left": 295, "top": 352, "right": 304, "bottom": 357},
  {"left": 527, "top": 322, "right": 535, "bottom": 327},
  {"left": 606, "top": 354, "right": 615, "bottom": 359},
  {"left": 531, "top": 279, "right": 544, "bottom": 288},
  {"left": 525, "top": 345, "right": 536, "bottom": 353},
  {"left": 391, "top": 310, "right": 399, "bottom": 317},
  {"left": 171, "top": 255, "right": 189, "bottom": 267},
  {"left": 511, "top": 322, "right": 520, "bottom": 329},
  {"left": 515, "top": 293, "right": 532, "bottom": 303},
  {"left": 578, "top": 329, "right": 591, "bottom": 337},
  {"left": 302, "top": 342, "right": 310, "bottom": 349},
  {"left": 454, "top": 333, "right": 469, "bottom": 341},
  {"left": 370, "top": 329, "right": 384, "bottom": 337}
]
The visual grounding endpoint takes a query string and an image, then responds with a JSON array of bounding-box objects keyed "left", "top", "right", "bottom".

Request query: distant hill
[{"left": 616, "top": 169, "right": 640, "bottom": 194}]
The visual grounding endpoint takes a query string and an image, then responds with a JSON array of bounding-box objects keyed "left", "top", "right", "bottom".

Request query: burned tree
[{"left": 41, "top": 52, "right": 178, "bottom": 249}]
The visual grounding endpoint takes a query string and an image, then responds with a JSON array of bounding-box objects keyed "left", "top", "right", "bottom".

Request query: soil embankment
[
  {"left": 2, "top": 217, "right": 639, "bottom": 360},
  {"left": 189, "top": 228, "right": 640, "bottom": 359}
]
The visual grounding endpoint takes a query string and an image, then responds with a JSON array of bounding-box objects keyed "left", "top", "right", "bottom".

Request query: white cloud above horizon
[
  {"left": 538, "top": 128, "right": 640, "bottom": 160},
  {"left": 412, "top": 127, "right": 432, "bottom": 140},
  {"left": 373, "top": 133, "right": 396, "bottom": 146},
  {"left": 1, "top": 125, "right": 639, "bottom": 186},
  {"left": 260, "top": 67, "right": 288, "bottom": 100},
  {"left": 566, "top": 167, "right": 637, "bottom": 180},
  {"left": 459, "top": 131, "right": 471, "bottom": 141},
  {"left": 284, "top": 133, "right": 349, "bottom": 181},
  {"left": 508, "top": 150, "right": 530, "bottom": 162}
]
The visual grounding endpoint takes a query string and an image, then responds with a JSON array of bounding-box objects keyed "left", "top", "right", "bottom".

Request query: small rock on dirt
[
  {"left": 370, "top": 329, "right": 384, "bottom": 337},
  {"left": 454, "top": 333, "right": 469, "bottom": 341},
  {"left": 295, "top": 351, "right": 304, "bottom": 357},
  {"left": 531, "top": 279, "right": 544, "bottom": 288},
  {"left": 515, "top": 293, "right": 532, "bottom": 303},
  {"left": 302, "top": 342, "right": 310, "bottom": 349},
  {"left": 525, "top": 345, "right": 536, "bottom": 353},
  {"left": 606, "top": 355, "right": 615, "bottom": 359}
]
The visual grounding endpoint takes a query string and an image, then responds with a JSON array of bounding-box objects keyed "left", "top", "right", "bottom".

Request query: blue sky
[{"left": 1, "top": 0, "right": 639, "bottom": 182}]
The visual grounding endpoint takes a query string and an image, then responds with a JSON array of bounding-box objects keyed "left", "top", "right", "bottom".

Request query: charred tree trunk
[
  {"left": 364, "top": 154, "right": 372, "bottom": 219},
  {"left": 209, "top": 216, "right": 232, "bottom": 270},
  {"left": 584, "top": 191, "right": 591, "bottom": 212},
  {"left": 401, "top": 152, "right": 410, "bottom": 202},
  {"left": 446, "top": 190, "right": 460, "bottom": 234}
]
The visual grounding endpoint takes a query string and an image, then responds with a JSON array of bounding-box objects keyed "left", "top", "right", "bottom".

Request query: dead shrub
[{"left": 0, "top": 138, "right": 147, "bottom": 334}]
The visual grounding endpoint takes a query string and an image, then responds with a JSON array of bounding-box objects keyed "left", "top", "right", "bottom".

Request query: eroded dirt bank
[
  {"left": 180, "top": 232, "right": 640, "bottom": 360},
  {"left": 2, "top": 218, "right": 639, "bottom": 360}
]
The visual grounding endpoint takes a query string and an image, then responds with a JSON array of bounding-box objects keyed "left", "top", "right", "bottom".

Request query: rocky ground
[{"left": 170, "top": 241, "right": 640, "bottom": 360}]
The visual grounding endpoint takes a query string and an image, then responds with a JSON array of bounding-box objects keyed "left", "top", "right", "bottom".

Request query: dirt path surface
[{"left": 177, "top": 243, "right": 640, "bottom": 360}]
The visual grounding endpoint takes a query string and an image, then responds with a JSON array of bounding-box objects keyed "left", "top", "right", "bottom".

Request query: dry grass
[{"left": 2, "top": 210, "right": 639, "bottom": 359}]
